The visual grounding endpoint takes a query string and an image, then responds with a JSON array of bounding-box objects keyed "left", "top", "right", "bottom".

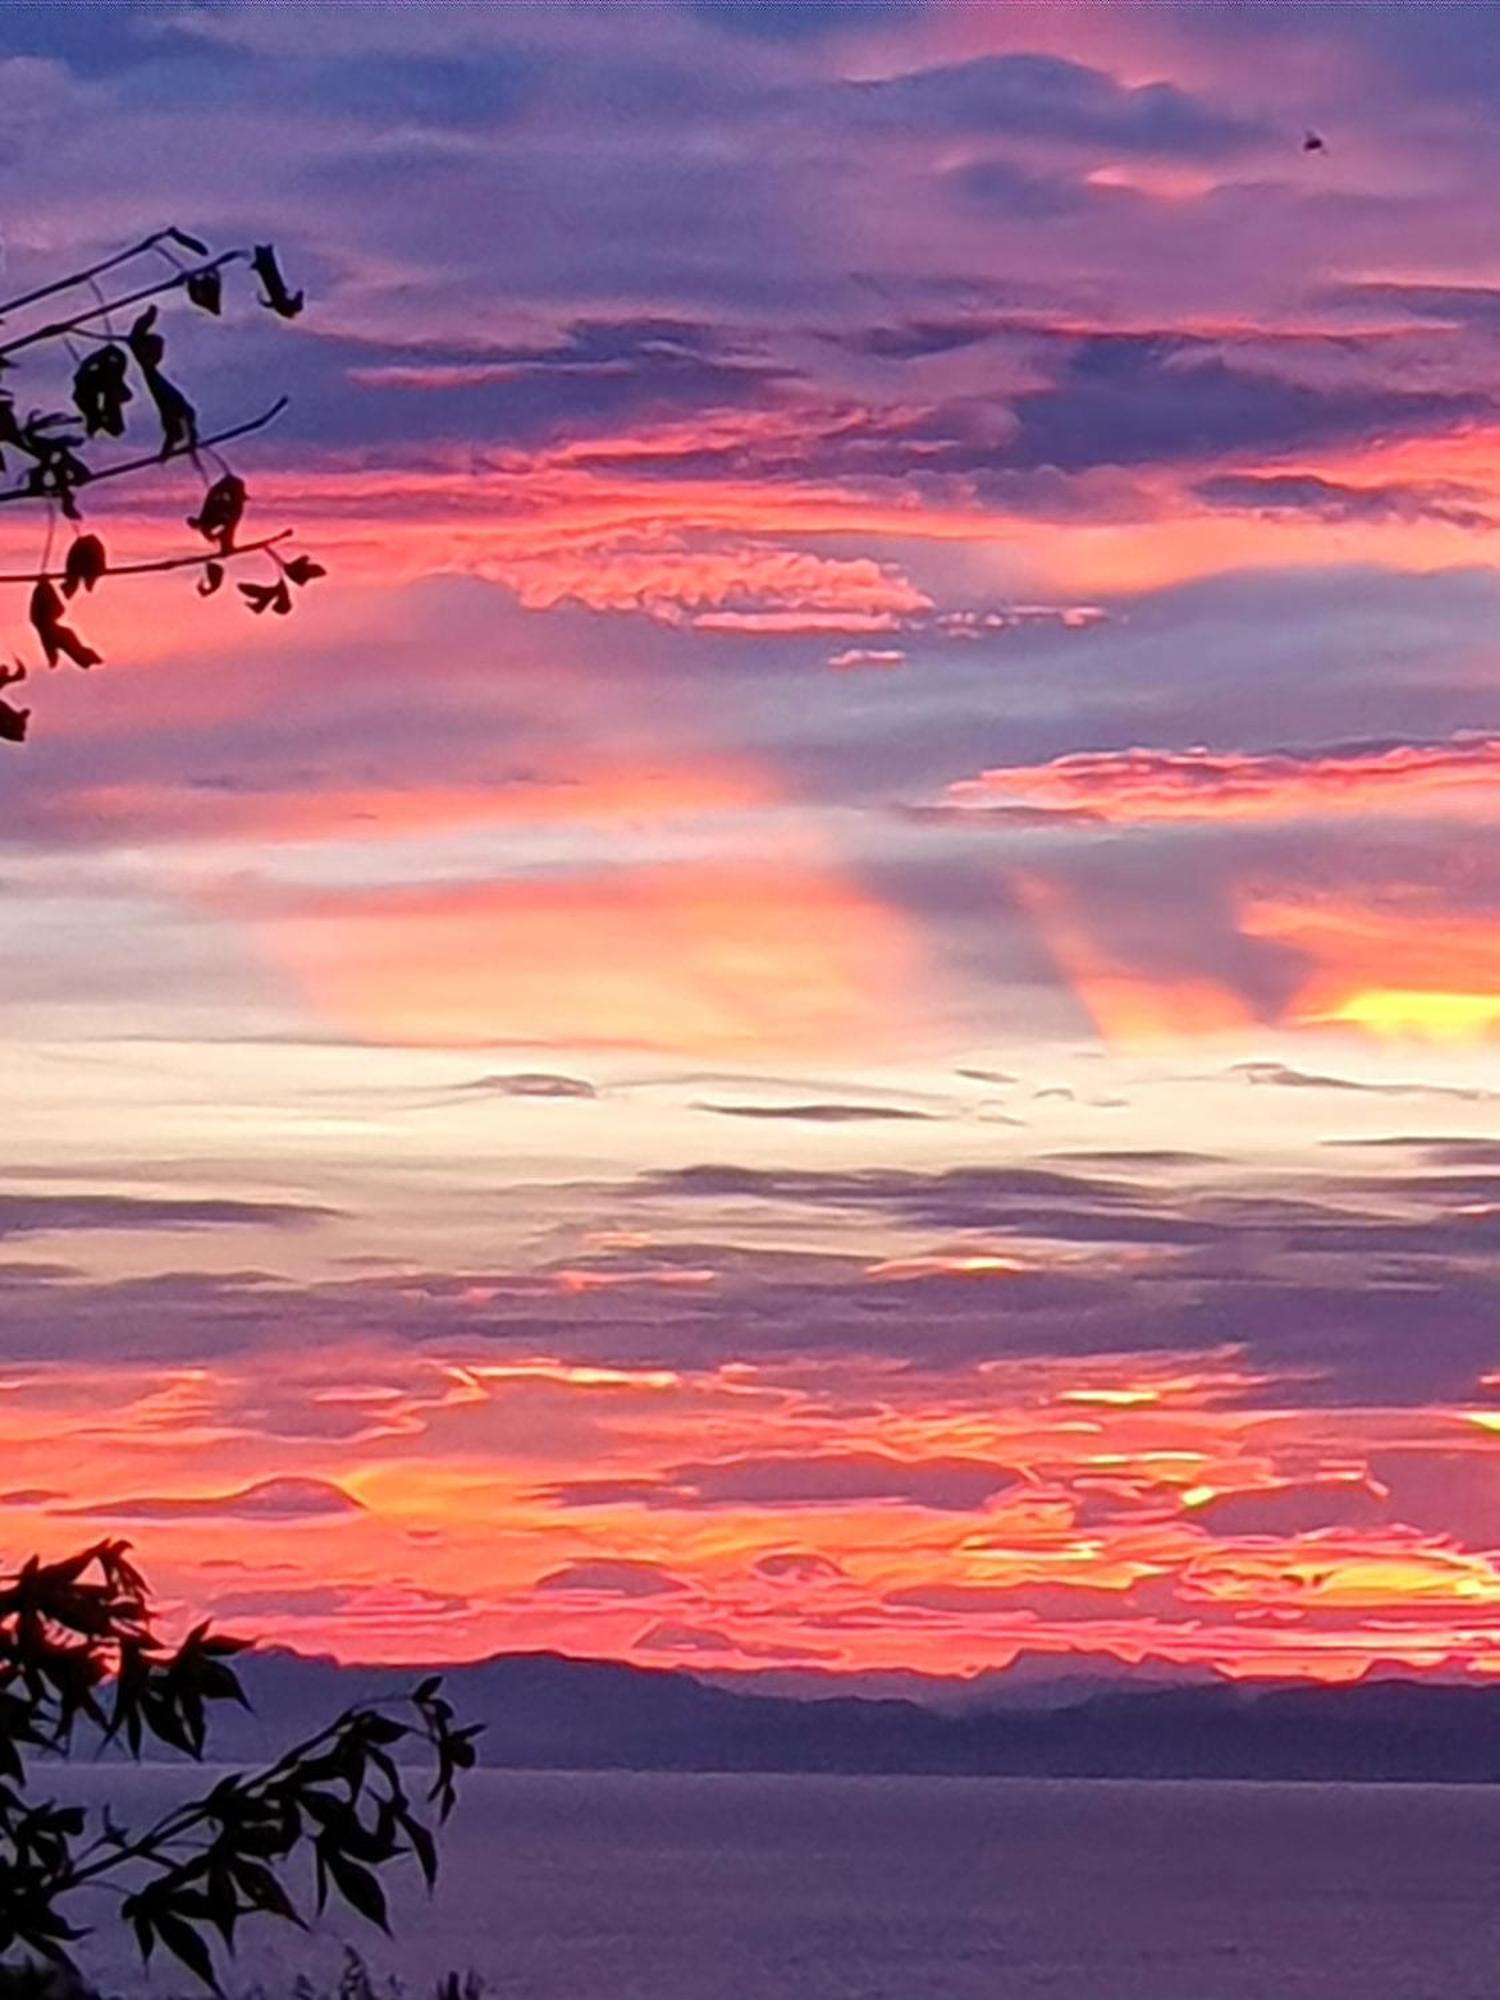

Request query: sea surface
[{"left": 52, "top": 1767, "right": 1500, "bottom": 2000}]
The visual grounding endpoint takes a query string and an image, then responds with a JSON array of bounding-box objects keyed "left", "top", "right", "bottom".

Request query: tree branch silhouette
[
  {"left": 0, "top": 1544, "right": 479, "bottom": 1990},
  {"left": 0, "top": 226, "right": 215, "bottom": 320},
  {"left": 0, "top": 228, "right": 319, "bottom": 743},
  {"left": 0, "top": 398, "right": 291, "bottom": 509},
  {"left": 0, "top": 254, "right": 244, "bottom": 363},
  {"left": 0, "top": 530, "right": 292, "bottom": 586}
]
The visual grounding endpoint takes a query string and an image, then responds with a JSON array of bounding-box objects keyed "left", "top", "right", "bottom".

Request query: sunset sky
[{"left": 4, "top": 0, "right": 1500, "bottom": 1686}]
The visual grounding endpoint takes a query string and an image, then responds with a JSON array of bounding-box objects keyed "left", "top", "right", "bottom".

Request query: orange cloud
[
  {"left": 500, "top": 546, "right": 931, "bottom": 628},
  {"left": 1014, "top": 870, "right": 1257, "bottom": 1048},
  {"left": 20, "top": 384, "right": 1500, "bottom": 694},
  {"left": 256, "top": 857, "right": 921, "bottom": 1056},
  {"left": 1241, "top": 894, "right": 1500, "bottom": 1045},
  {"left": 236, "top": 448, "right": 958, "bottom": 621},
  {"left": 828, "top": 646, "right": 907, "bottom": 669},
  {"left": 947, "top": 735, "right": 1500, "bottom": 826},
  {"left": 981, "top": 860, "right": 1500, "bottom": 1054},
  {"left": 59, "top": 758, "right": 764, "bottom": 848},
  {"left": 6, "top": 1336, "right": 1500, "bottom": 1676}
]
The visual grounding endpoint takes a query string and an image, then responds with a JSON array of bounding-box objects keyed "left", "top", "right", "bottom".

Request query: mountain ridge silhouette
[{"left": 191, "top": 1647, "right": 1500, "bottom": 1783}]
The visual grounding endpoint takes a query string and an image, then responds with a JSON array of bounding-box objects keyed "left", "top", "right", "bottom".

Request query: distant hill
[
  {"left": 208, "top": 1648, "right": 1500, "bottom": 1784},
  {"left": 700, "top": 1652, "right": 1233, "bottom": 1711}
]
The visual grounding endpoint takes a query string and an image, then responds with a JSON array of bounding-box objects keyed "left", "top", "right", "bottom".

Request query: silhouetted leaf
[
  {"left": 150, "top": 375, "right": 197, "bottom": 458},
  {"left": 62, "top": 534, "right": 107, "bottom": 598},
  {"left": 198, "top": 561, "right": 224, "bottom": 597},
  {"left": 251, "top": 244, "right": 304, "bottom": 319},
  {"left": 322, "top": 1849, "right": 390, "bottom": 1934},
  {"left": 0, "top": 1533, "right": 473, "bottom": 1987},
  {"left": 126, "top": 305, "right": 164, "bottom": 372},
  {"left": 186, "top": 268, "right": 223, "bottom": 315},
  {"left": 283, "top": 554, "right": 326, "bottom": 587},
  {"left": 0, "top": 698, "right": 29, "bottom": 743},
  {"left": 167, "top": 226, "right": 211, "bottom": 256},
  {"left": 203, "top": 1632, "right": 254, "bottom": 1657},
  {"left": 235, "top": 1860, "right": 302, "bottom": 1925},
  {"left": 72, "top": 344, "right": 133, "bottom": 438},
  {"left": 0, "top": 395, "right": 19, "bottom": 446},
  {"left": 239, "top": 579, "right": 292, "bottom": 617},
  {"left": 404, "top": 1813, "right": 438, "bottom": 1889},
  {"left": 187, "top": 474, "right": 246, "bottom": 552},
  {"left": 29, "top": 580, "right": 101, "bottom": 670},
  {"left": 125, "top": 306, "right": 197, "bottom": 457},
  {"left": 154, "top": 1913, "right": 221, "bottom": 1992}
]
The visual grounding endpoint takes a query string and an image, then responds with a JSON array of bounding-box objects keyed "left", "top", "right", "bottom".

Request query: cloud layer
[{"left": 2, "top": 0, "right": 1500, "bottom": 1681}]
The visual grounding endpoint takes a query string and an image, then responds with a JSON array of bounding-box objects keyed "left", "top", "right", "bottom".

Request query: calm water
[{"left": 56, "top": 1768, "right": 1500, "bottom": 2000}]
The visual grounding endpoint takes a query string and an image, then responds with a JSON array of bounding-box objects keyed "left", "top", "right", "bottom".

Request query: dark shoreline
[{"left": 164, "top": 1648, "right": 1500, "bottom": 1787}]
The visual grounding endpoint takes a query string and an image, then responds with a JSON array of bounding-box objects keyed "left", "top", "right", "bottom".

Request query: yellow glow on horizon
[
  {"left": 867, "top": 1253, "right": 1025, "bottom": 1280},
  {"left": 1320, "top": 989, "right": 1500, "bottom": 1043},
  {"left": 1059, "top": 1388, "right": 1161, "bottom": 1408},
  {"left": 465, "top": 1360, "right": 684, "bottom": 1391}
]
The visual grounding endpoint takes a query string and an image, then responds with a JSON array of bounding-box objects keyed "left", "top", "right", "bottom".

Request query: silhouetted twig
[
  {"left": 0, "top": 254, "right": 244, "bottom": 362},
  {"left": 0, "top": 529, "right": 292, "bottom": 584},
  {"left": 0, "top": 227, "right": 319, "bottom": 742},
  {"left": 0, "top": 396, "right": 291, "bottom": 508},
  {"left": 0, "top": 226, "right": 212, "bottom": 320}
]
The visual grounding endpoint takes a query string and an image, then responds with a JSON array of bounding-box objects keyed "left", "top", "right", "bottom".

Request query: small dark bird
[{"left": 1303, "top": 129, "right": 1326, "bottom": 153}]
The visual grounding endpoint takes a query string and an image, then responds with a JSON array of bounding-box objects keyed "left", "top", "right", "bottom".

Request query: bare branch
[
  {"left": 0, "top": 228, "right": 208, "bottom": 321},
  {"left": 0, "top": 252, "right": 244, "bottom": 362},
  {"left": 0, "top": 1546, "right": 471, "bottom": 1983},
  {"left": 0, "top": 530, "right": 292, "bottom": 586},
  {"left": 0, "top": 395, "right": 290, "bottom": 507},
  {"left": 0, "top": 229, "right": 313, "bottom": 745}
]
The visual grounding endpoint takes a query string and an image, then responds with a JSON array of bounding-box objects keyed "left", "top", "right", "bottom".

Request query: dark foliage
[
  {"left": 0, "top": 1545, "right": 480, "bottom": 1991},
  {"left": 59, "top": 537, "right": 106, "bottom": 601},
  {"left": 28, "top": 583, "right": 100, "bottom": 671},
  {"left": 70, "top": 348, "right": 132, "bottom": 440},
  {"left": 250, "top": 245, "right": 305, "bottom": 321},
  {"left": 0, "top": 226, "right": 322, "bottom": 740},
  {"left": 188, "top": 475, "right": 247, "bottom": 555},
  {"left": 123, "top": 306, "right": 198, "bottom": 458}
]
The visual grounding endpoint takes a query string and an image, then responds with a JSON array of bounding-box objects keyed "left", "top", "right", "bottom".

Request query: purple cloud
[
  {"left": 696, "top": 1101, "right": 934, "bottom": 1122},
  {"left": 852, "top": 53, "right": 1263, "bottom": 159},
  {"left": 461, "top": 1073, "right": 600, "bottom": 1100},
  {"left": 534, "top": 1560, "right": 688, "bottom": 1598},
  {"left": 67, "top": 1477, "right": 364, "bottom": 1522},
  {"left": 0, "top": 1193, "right": 337, "bottom": 1239},
  {"left": 552, "top": 1451, "right": 1022, "bottom": 1513},
  {"left": 753, "top": 1551, "right": 847, "bottom": 1583}
]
